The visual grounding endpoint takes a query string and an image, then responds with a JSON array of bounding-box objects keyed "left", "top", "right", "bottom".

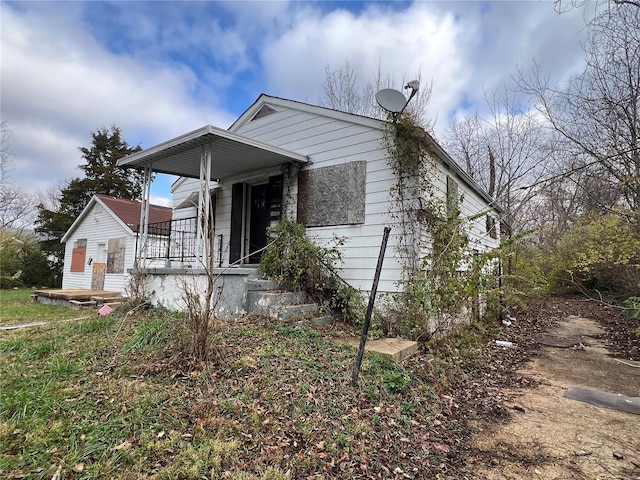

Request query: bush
[
  {"left": 259, "top": 221, "right": 365, "bottom": 323},
  {"left": 0, "top": 231, "right": 54, "bottom": 288},
  {"left": 623, "top": 297, "right": 640, "bottom": 322},
  {"left": 544, "top": 213, "right": 640, "bottom": 297}
]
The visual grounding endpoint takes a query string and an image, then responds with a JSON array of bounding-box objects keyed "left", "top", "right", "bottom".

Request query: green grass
[
  {"left": 0, "top": 294, "right": 457, "bottom": 479},
  {"left": 0, "top": 289, "right": 88, "bottom": 326}
]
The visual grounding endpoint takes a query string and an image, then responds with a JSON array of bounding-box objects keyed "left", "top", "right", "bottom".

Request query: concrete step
[
  {"left": 246, "top": 279, "right": 281, "bottom": 292},
  {"left": 338, "top": 337, "right": 419, "bottom": 362},
  {"left": 311, "top": 316, "right": 333, "bottom": 326},
  {"left": 247, "top": 290, "right": 307, "bottom": 314},
  {"left": 69, "top": 299, "right": 97, "bottom": 309},
  {"left": 271, "top": 303, "right": 318, "bottom": 320}
]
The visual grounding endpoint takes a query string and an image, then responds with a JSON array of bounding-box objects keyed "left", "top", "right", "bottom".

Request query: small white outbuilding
[{"left": 60, "top": 194, "right": 172, "bottom": 294}]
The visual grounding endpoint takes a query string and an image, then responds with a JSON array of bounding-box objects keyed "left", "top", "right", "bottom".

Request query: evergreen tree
[{"left": 35, "top": 126, "right": 146, "bottom": 279}]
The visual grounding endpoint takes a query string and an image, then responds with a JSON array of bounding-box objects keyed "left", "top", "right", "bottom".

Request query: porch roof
[{"left": 117, "top": 125, "right": 309, "bottom": 179}]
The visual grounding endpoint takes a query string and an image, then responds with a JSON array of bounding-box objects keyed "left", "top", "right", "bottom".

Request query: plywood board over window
[
  {"left": 106, "top": 237, "right": 127, "bottom": 274},
  {"left": 297, "top": 161, "right": 366, "bottom": 227},
  {"left": 70, "top": 239, "right": 87, "bottom": 272}
]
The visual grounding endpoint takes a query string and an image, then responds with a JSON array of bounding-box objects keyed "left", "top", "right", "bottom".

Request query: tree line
[{"left": 0, "top": 125, "right": 145, "bottom": 288}]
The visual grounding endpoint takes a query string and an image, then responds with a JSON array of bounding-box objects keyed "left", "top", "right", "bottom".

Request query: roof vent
[{"left": 251, "top": 104, "right": 277, "bottom": 121}]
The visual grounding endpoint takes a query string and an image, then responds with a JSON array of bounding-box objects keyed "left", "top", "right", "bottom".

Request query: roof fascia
[
  {"left": 117, "top": 124, "right": 308, "bottom": 169},
  {"left": 425, "top": 136, "right": 504, "bottom": 213}
]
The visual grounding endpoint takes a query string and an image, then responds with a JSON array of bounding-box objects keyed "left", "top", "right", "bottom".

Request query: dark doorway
[{"left": 248, "top": 183, "right": 270, "bottom": 263}]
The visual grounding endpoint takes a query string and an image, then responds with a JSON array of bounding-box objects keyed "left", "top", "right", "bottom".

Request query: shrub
[
  {"left": 259, "top": 221, "right": 365, "bottom": 323},
  {"left": 544, "top": 212, "right": 640, "bottom": 297},
  {"left": 623, "top": 297, "right": 640, "bottom": 322}
]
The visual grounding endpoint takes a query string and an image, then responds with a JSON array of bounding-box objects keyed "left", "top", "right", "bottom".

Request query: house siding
[
  {"left": 62, "top": 202, "right": 135, "bottom": 293},
  {"left": 171, "top": 100, "right": 501, "bottom": 294},
  {"left": 231, "top": 108, "right": 404, "bottom": 293}
]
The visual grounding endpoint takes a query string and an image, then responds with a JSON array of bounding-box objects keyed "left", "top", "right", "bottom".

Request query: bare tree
[
  {"left": 320, "top": 60, "right": 433, "bottom": 129},
  {"left": 0, "top": 121, "right": 34, "bottom": 230},
  {"left": 518, "top": 5, "right": 640, "bottom": 214},
  {"left": 554, "top": 0, "right": 640, "bottom": 15},
  {"left": 446, "top": 88, "right": 552, "bottom": 233}
]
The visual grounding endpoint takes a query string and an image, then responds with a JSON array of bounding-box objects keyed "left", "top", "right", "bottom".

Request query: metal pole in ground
[{"left": 351, "top": 226, "right": 391, "bottom": 387}]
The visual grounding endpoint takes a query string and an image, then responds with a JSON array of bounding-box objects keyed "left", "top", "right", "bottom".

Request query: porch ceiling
[{"left": 117, "top": 125, "right": 309, "bottom": 180}]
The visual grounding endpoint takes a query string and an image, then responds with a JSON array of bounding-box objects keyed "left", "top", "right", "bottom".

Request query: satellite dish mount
[{"left": 375, "top": 80, "right": 420, "bottom": 120}]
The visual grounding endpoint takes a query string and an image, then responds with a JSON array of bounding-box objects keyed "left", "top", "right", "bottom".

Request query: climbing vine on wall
[{"left": 383, "top": 114, "right": 497, "bottom": 341}]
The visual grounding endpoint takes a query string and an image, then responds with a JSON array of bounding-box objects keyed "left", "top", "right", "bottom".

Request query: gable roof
[
  {"left": 229, "top": 94, "right": 385, "bottom": 132},
  {"left": 231, "top": 94, "right": 503, "bottom": 213},
  {"left": 61, "top": 195, "right": 173, "bottom": 243},
  {"left": 96, "top": 195, "right": 172, "bottom": 228}
]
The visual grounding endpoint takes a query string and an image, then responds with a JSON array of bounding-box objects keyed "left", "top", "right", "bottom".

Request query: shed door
[{"left": 91, "top": 243, "right": 106, "bottom": 290}]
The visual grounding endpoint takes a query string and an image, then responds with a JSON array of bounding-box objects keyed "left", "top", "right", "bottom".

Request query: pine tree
[{"left": 35, "top": 126, "right": 146, "bottom": 280}]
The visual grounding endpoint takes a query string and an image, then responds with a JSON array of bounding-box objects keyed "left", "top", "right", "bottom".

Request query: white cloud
[
  {"left": 259, "top": 1, "right": 589, "bottom": 137},
  {"left": 1, "top": 0, "right": 593, "bottom": 202},
  {"left": 261, "top": 3, "right": 465, "bottom": 116},
  {"left": 1, "top": 3, "right": 235, "bottom": 194}
]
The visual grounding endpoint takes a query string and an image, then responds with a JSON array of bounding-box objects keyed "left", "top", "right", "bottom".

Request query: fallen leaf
[
  {"left": 74, "top": 463, "right": 84, "bottom": 473},
  {"left": 435, "top": 444, "right": 450, "bottom": 453}
]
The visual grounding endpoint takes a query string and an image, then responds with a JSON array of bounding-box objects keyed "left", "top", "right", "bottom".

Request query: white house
[
  {"left": 117, "top": 95, "right": 502, "bottom": 313},
  {"left": 61, "top": 194, "right": 172, "bottom": 293}
]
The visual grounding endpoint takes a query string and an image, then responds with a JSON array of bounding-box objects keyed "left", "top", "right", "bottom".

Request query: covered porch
[{"left": 117, "top": 124, "right": 309, "bottom": 314}]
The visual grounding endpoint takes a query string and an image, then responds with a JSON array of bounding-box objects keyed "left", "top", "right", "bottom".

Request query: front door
[{"left": 248, "top": 183, "right": 270, "bottom": 263}]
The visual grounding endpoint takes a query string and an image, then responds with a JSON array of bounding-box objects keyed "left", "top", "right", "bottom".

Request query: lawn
[
  {"left": 1, "top": 290, "right": 460, "bottom": 479},
  {"left": 0, "top": 289, "right": 89, "bottom": 326}
]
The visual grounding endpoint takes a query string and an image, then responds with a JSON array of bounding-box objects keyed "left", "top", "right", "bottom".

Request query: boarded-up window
[
  {"left": 446, "top": 175, "right": 459, "bottom": 216},
  {"left": 106, "top": 237, "right": 127, "bottom": 274},
  {"left": 297, "top": 162, "right": 366, "bottom": 226},
  {"left": 70, "top": 239, "right": 87, "bottom": 272},
  {"left": 486, "top": 215, "right": 498, "bottom": 239}
]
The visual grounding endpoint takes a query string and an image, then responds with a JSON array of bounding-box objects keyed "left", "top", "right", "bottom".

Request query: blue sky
[{"left": 1, "top": 1, "right": 591, "bottom": 207}]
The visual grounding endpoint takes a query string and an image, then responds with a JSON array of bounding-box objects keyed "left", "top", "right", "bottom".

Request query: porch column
[
  {"left": 137, "top": 164, "right": 153, "bottom": 268},
  {"left": 196, "top": 144, "right": 212, "bottom": 268}
]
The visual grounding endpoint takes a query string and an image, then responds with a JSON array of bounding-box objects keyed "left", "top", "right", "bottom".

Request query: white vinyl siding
[
  {"left": 62, "top": 202, "right": 135, "bottom": 293},
  {"left": 234, "top": 108, "right": 404, "bottom": 293},
  {"left": 172, "top": 100, "right": 501, "bottom": 294}
]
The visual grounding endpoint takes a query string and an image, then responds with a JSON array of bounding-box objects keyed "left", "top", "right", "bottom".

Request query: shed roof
[
  {"left": 61, "top": 195, "right": 172, "bottom": 243},
  {"left": 96, "top": 195, "right": 172, "bottom": 229}
]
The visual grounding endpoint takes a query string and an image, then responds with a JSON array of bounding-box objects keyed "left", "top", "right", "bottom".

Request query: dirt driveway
[{"left": 464, "top": 313, "right": 640, "bottom": 479}]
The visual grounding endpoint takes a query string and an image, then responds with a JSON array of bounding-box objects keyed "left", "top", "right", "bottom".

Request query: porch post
[
  {"left": 137, "top": 164, "right": 153, "bottom": 268},
  {"left": 196, "top": 145, "right": 212, "bottom": 267}
]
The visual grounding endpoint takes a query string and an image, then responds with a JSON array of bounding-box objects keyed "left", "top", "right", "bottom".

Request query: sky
[{"left": 1, "top": 0, "right": 593, "bottom": 209}]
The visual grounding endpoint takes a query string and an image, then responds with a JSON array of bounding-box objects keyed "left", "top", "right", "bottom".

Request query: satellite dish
[{"left": 375, "top": 88, "right": 407, "bottom": 114}]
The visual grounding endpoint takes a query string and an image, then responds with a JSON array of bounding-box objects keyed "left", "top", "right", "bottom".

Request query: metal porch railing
[{"left": 138, "top": 216, "right": 199, "bottom": 262}]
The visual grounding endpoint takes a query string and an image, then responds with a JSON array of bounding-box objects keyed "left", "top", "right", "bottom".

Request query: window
[
  {"left": 486, "top": 215, "right": 498, "bottom": 239},
  {"left": 106, "top": 237, "right": 127, "bottom": 274},
  {"left": 446, "top": 175, "right": 459, "bottom": 216},
  {"left": 297, "top": 162, "right": 366, "bottom": 226},
  {"left": 70, "top": 239, "right": 87, "bottom": 272}
]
